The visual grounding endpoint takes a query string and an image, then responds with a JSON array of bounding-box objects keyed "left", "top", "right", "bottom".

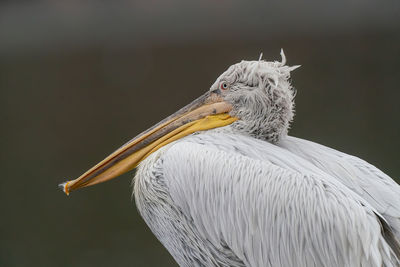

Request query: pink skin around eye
[{"left": 220, "top": 83, "right": 227, "bottom": 90}]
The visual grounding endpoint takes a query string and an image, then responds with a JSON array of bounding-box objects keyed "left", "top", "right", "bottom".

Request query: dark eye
[{"left": 220, "top": 82, "right": 228, "bottom": 90}]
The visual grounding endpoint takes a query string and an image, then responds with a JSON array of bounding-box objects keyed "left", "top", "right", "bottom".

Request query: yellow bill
[{"left": 60, "top": 91, "right": 237, "bottom": 195}]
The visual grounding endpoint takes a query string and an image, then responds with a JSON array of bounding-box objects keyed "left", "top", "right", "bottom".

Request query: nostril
[{"left": 212, "top": 89, "right": 222, "bottom": 95}]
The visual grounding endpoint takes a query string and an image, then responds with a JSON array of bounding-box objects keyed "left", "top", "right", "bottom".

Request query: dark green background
[{"left": 1, "top": 1, "right": 399, "bottom": 266}]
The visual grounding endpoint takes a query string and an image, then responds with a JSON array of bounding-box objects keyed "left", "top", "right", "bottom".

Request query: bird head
[
  {"left": 210, "top": 49, "right": 300, "bottom": 143},
  {"left": 60, "top": 50, "right": 299, "bottom": 194}
]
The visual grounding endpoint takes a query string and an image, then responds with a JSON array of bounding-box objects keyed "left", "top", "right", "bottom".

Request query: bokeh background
[{"left": 1, "top": 1, "right": 399, "bottom": 266}]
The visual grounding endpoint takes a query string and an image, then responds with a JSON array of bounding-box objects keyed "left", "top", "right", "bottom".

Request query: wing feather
[
  {"left": 279, "top": 136, "right": 400, "bottom": 236},
  {"left": 157, "top": 134, "right": 399, "bottom": 266}
]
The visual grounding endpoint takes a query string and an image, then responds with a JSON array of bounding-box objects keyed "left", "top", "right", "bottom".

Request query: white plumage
[
  {"left": 134, "top": 131, "right": 400, "bottom": 267},
  {"left": 133, "top": 51, "right": 400, "bottom": 266}
]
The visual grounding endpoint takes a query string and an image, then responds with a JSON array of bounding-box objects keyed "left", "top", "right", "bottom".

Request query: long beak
[{"left": 60, "top": 91, "right": 237, "bottom": 195}]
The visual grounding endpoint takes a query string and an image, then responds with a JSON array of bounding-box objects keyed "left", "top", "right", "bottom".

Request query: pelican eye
[{"left": 220, "top": 82, "right": 228, "bottom": 90}]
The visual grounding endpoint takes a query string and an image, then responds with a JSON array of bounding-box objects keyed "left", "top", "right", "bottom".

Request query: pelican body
[{"left": 61, "top": 51, "right": 400, "bottom": 267}]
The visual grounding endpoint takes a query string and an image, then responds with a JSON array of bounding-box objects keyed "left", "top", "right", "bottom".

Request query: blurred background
[{"left": 1, "top": 1, "right": 399, "bottom": 266}]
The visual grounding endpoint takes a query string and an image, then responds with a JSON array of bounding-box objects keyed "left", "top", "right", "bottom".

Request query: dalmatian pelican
[{"left": 60, "top": 50, "right": 400, "bottom": 267}]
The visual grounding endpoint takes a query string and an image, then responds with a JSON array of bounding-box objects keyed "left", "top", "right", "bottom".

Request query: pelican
[{"left": 61, "top": 50, "right": 400, "bottom": 267}]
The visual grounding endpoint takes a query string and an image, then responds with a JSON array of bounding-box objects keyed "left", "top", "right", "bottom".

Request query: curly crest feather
[{"left": 211, "top": 49, "right": 300, "bottom": 143}]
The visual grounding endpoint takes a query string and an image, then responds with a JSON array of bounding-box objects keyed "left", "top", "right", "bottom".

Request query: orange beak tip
[{"left": 59, "top": 181, "right": 70, "bottom": 196}]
